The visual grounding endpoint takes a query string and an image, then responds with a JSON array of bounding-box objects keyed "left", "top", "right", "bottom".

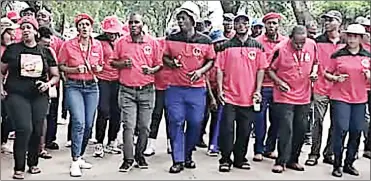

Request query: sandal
[
  {"left": 39, "top": 150, "right": 52, "bottom": 159},
  {"left": 253, "top": 154, "right": 263, "bottom": 162},
  {"left": 272, "top": 164, "right": 284, "bottom": 174},
  {"left": 263, "top": 152, "right": 277, "bottom": 159},
  {"left": 305, "top": 157, "right": 318, "bottom": 166},
  {"left": 219, "top": 162, "right": 231, "bottom": 172},
  {"left": 286, "top": 163, "right": 305, "bottom": 171},
  {"left": 13, "top": 171, "right": 25, "bottom": 179},
  {"left": 28, "top": 166, "right": 41, "bottom": 174}
]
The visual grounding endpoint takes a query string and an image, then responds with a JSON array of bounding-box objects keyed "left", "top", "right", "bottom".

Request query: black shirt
[{"left": 1, "top": 42, "right": 57, "bottom": 96}]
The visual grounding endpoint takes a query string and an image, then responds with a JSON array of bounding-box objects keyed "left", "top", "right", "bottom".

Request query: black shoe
[
  {"left": 169, "top": 163, "right": 184, "bottom": 174},
  {"left": 196, "top": 139, "right": 207, "bottom": 148},
  {"left": 45, "top": 142, "right": 59, "bottom": 150},
  {"left": 363, "top": 151, "right": 371, "bottom": 159},
  {"left": 184, "top": 160, "right": 196, "bottom": 169},
  {"left": 192, "top": 147, "right": 197, "bottom": 151},
  {"left": 332, "top": 167, "right": 343, "bottom": 177},
  {"left": 119, "top": 160, "right": 134, "bottom": 172},
  {"left": 135, "top": 157, "right": 148, "bottom": 169},
  {"left": 219, "top": 162, "right": 231, "bottom": 172},
  {"left": 343, "top": 165, "right": 359, "bottom": 176},
  {"left": 323, "top": 156, "right": 334, "bottom": 165}
]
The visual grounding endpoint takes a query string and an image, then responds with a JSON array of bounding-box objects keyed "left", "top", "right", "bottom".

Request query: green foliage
[{"left": 312, "top": 1, "right": 371, "bottom": 21}]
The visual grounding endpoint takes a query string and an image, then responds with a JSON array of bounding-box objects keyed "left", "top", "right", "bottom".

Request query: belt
[
  {"left": 67, "top": 78, "right": 97, "bottom": 85},
  {"left": 123, "top": 83, "right": 153, "bottom": 90}
]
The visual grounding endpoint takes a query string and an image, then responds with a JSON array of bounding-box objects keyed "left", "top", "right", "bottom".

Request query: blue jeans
[
  {"left": 332, "top": 100, "right": 365, "bottom": 167},
  {"left": 165, "top": 86, "right": 206, "bottom": 163},
  {"left": 254, "top": 87, "right": 278, "bottom": 154},
  {"left": 65, "top": 80, "right": 99, "bottom": 158}
]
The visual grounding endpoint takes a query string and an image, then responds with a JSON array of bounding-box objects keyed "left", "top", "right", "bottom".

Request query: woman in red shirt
[
  {"left": 58, "top": 13, "right": 103, "bottom": 177},
  {"left": 325, "top": 24, "right": 371, "bottom": 177}
]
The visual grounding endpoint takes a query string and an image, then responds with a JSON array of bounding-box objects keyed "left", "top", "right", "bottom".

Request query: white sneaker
[
  {"left": 166, "top": 139, "right": 172, "bottom": 154},
  {"left": 1, "top": 143, "right": 12, "bottom": 153},
  {"left": 133, "top": 136, "right": 138, "bottom": 145},
  {"left": 65, "top": 141, "right": 72, "bottom": 147},
  {"left": 143, "top": 139, "right": 156, "bottom": 156},
  {"left": 105, "top": 141, "right": 121, "bottom": 154},
  {"left": 89, "top": 138, "right": 97, "bottom": 145},
  {"left": 94, "top": 144, "right": 104, "bottom": 158},
  {"left": 78, "top": 158, "right": 92, "bottom": 169},
  {"left": 70, "top": 160, "right": 82, "bottom": 177}
]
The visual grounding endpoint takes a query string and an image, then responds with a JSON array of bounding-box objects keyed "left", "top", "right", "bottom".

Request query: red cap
[
  {"left": 262, "top": 12, "right": 282, "bottom": 23},
  {"left": 18, "top": 16, "right": 39, "bottom": 30},
  {"left": 101, "top": 16, "right": 123, "bottom": 34},
  {"left": 74, "top": 13, "right": 94, "bottom": 26},
  {"left": 6, "top": 11, "right": 20, "bottom": 20}
]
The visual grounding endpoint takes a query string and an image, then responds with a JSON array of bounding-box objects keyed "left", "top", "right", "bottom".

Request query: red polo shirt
[
  {"left": 270, "top": 38, "right": 318, "bottom": 105},
  {"left": 58, "top": 37, "right": 104, "bottom": 81},
  {"left": 328, "top": 47, "right": 371, "bottom": 103},
  {"left": 256, "top": 33, "right": 288, "bottom": 87},
  {"left": 217, "top": 37, "right": 268, "bottom": 107},
  {"left": 163, "top": 32, "right": 216, "bottom": 87},
  {"left": 154, "top": 37, "right": 170, "bottom": 90},
  {"left": 50, "top": 35, "right": 64, "bottom": 58},
  {"left": 112, "top": 34, "right": 162, "bottom": 87},
  {"left": 96, "top": 40, "right": 119, "bottom": 81},
  {"left": 313, "top": 33, "right": 345, "bottom": 96}
]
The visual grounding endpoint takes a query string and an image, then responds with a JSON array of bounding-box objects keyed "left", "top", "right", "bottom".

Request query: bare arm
[
  {"left": 59, "top": 63, "right": 80, "bottom": 74},
  {"left": 1, "top": 62, "right": 8, "bottom": 76},
  {"left": 48, "top": 67, "right": 60, "bottom": 86},
  {"left": 255, "top": 70, "right": 264, "bottom": 92}
]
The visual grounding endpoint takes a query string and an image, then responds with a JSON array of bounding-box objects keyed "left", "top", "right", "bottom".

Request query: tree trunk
[
  {"left": 290, "top": 1, "right": 314, "bottom": 26},
  {"left": 220, "top": 1, "right": 240, "bottom": 15}
]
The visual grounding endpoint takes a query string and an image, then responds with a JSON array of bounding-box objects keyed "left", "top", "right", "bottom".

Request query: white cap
[
  {"left": 175, "top": 1, "right": 200, "bottom": 24},
  {"left": 1, "top": 17, "right": 19, "bottom": 35},
  {"left": 343, "top": 24, "right": 367, "bottom": 35}
]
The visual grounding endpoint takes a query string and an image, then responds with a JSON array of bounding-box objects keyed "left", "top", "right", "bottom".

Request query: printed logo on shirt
[
  {"left": 20, "top": 54, "right": 43, "bottom": 78},
  {"left": 248, "top": 51, "right": 256, "bottom": 60},
  {"left": 361, "top": 59, "right": 370, "bottom": 68},
  {"left": 304, "top": 52, "right": 311, "bottom": 62},
  {"left": 143, "top": 45, "right": 152, "bottom": 55},
  {"left": 193, "top": 47, "right": 202, "bottom": 57}
]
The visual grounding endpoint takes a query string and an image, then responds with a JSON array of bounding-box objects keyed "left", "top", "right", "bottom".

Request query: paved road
[{"left": 1, "top": 112, "right": 370, "bottom": 180}]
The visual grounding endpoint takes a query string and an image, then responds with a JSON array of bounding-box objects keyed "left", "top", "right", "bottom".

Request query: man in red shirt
[
  {"left": 305, "top": 10, "right": 345, "bottom": 167},
  {"left": 162, "top": 1, "right": 215, "bottom": 174},
  {"left": 111, "top": 13, "right": 162, "bottom": 172},
  {"left": 217, "top": 12, "right": 266, "bottom": 172},
  {"left": 269, "top": 25, "right": 318, "bottom": 173},
  {"left": 254, "top": 12, "right": 288, "bottom": 161}
]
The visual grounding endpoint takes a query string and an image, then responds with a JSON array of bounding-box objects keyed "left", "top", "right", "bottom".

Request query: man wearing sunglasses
[{"left": 305, "top": 10, "right": 345, "bottom": 167}]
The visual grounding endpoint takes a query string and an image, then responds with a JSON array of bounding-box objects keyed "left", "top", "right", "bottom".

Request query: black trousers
[
  {"left": 149, "top": 90, "right": 169, "bottom": 139},
  {"left": 1, "top": 100, "right": 13, "bottom": 144},
  {"left": 45, "top": 86, "right": 60, "bottom": 144},
  {"left": 95, "top": 80, "right": 120, "bottom": 144},
  {"left": 275, "top": 103, "right": 310, "bottom": 165},
  {"left": 201, "top": 90, "right": 219, "bottom": 144},
  {"left": 6, "top": 93, "right": 49, "bottom": 171},
  {"left": 219, "top": 103, "right": 253, "bottom": 164}
]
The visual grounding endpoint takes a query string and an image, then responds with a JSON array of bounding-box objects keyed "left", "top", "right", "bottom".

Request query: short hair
[
  {"left": 38, "top": 26, "right": 52, "bottom": 39},
  {"left": 289, "top": 25, "right": 307, "bottom": 38}
]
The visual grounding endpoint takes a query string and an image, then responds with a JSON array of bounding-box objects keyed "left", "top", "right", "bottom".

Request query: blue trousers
[
  {"left": 332, "top": 100, "right": 365, "bottom": 167},
  {"left": 254, "top": 87, "right": 279, "bottom": 154},
  {"left": 209, "top": 105, "right": 223, "bottom": 152},
  {"left": 165, "top": 86, "right": 206, "bottom": 163},
  {"left": 65, "top": 80, "right": 99, "bottom": 158}
]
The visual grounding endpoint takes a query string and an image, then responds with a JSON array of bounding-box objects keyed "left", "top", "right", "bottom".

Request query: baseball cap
[{"left": 321, "top": 10, "right": 342, "bottom": 22}]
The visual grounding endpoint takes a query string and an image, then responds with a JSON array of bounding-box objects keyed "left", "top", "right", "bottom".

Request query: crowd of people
[{"left": 1, "top": 1, "right": 371, "bottom": 180}]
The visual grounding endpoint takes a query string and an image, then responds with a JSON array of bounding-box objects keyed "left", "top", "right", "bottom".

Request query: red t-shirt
[
  {"left": 328, "top": 47, "right": 371, "bottom": 103},
  {"left": 163, "top": 32, "right": 216, "bottom": 87},
  {"left": 112, "top": 34, "right": 162, "bottom": 87},
  {"left": 154, "top": 37, "right": 170, "bottom": 90},
  {"left": 217, "top": 37, "right": 268, "bottom": 107},
  {"left": 363, "top": 43, "right": 371, "bottom": 90},
  {"left": 58, "top": 37, "right": 104, "bottom": 81},
  {"left": 96, "top": 40, "right": 119, "bottom": 81},
  {"left": 313, "top": 33, "right": 345, "bottom": 96},
  {"left": 50, "top": 35, "right": 64, "bottom": 58},
  {"left": 256, "top": 33, "right": 288, "bottom": 87},
  {"left": 270, "top": 38, "right": 318, "bottom": 105}
]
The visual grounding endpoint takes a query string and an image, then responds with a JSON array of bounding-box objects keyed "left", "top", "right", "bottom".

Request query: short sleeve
[
  {"left": 44, "top": 48, "right": 57, "bottom": 67},
  {"left": 257, "top": 50, "right": 269, "bottom": 70},
  {"left": 1, "top": 47, "right": 12, "bottom": 64},
  {"left": 326, "top": 57, "right": 337, "bottom": 74},
  {"left": 216, "top": 50, "right": 226, "bottom": 71},
  {"left": 269, "top": 50, "right": 280, "bottom": 70},
  {"left": 111, "top": 39, "right": 122, "bottom": 60},
  {"left": 152, "top": 40, "right": 163, "bottom": 67},
  {"left": 204, "top": 43, "right": 216, "bottom": 60},
  {"left": 313, "top": 43, "right": 319, "bottom": 65},
  {"left": 58, "top": 42, "right": 69, "bottom": 64}
]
